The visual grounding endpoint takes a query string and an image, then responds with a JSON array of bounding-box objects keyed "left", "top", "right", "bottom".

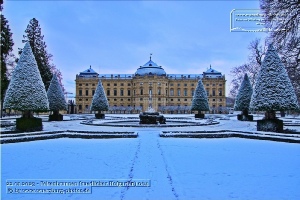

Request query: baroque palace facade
[{"left": 75, "top": 57, "right": 226, "bottom": 114}]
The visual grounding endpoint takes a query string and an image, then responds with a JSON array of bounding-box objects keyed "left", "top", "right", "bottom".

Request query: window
[
  {"left": 85, "top": 90, "right": 88, "bottom": 96},
  {"left": 219, "top": 84, "right": 222, "bottom": 86},
  {"left": 178, "top": 98, "right": 180, "bottom": 101},
  {"left": 79, "top": 99, "right": 82, "bottom": 101},
  {"left": 177, "top": 89, "right": 181, "bottom": 96},
  {"left": 184, "top": 99, "right": 187, "bottom": 101},
  {"left": 128, "top": 98, "right": 131, "bottom": 101},
  {"left": 158, "top": 88, "right": 161, "bottom": 95},
  {"left": 120, "top": 89, "right": 124, "bottom": 96},
  {"left": 92, "top": 84, "right": 95, "bottom": 86},
  {"left": 170, "top": 89, "right": 174, "bottom": 96},
  {"left": 212, "top": 90, "right": 216, "bottom": 96},
  {"left": 128, "top": 83, "right": 131, "bottom": 86},
  {"left": 107, "top": 90, "right": 110, "bottom": 96},
  {"left": 107, "top": 83, "right": 110, "bottom": 86},
  {"left": 85, "top": 83, "right": 88, "bottom": 86},
  {"left": 177, "top": 83, "right": 180, "bottom": 86},
  {"left": 79, "top": 84, "right": 82, "bottom": 86},
  {"left": 213, "top": 99, "right": 215, "bottom": 101},
  {"left": 206, "top": 84, "right": 209, "bottom": 86},
  {"left": 114, "top": 89, "right": 117, "bottom": 96},
  {"left": 171, "top": 99, "right": 173, "bottom": 101},
  {"left": 121, "top": 99, "right": 123, "bottom": 101},
  {"left": 121, "top": 83, "right": 124, "bottom": 86},
  {"left": 127, "top": 90, "right": 131, "bottom": 96},
  {"left": 170, "top": 83, "right": 174, "bottom": 86},
  {"left": 85, "top": 105, "right": 88, "bottom": 109},
  {"left": 219, "top": 89, "right": 222, "bottom": 96},
  {"left": 86, "top": 99, "right": 88, "bottom": 101},
  {"left": 206, "top": 89, "right": 209, "bottom": 96},
  {"left": 134, "top": 90, "right": 136, "bottom": 95},
  {"left": 114, "top": 83, "right": 117, "bottom": 86},
  {"left": 213, "top": 84, "right": 215, "bottom": 86},
  {"left": 149, "top": 89, "right": 152, "bottom": 95},
  {"left": 140, "top": 98, "right": 143, "bottom": 101},
  {"left": 191, "top": 89, "right": 194, "bottom": 96},
  {"left": 184, "top": 83, "right": 187, "bottom": 86},
  {"left": 219, "top": 98, "right": 222, "bottom": 102},
  {"left": 184, "top": 89, "right": 187, "bottom": 96},
  {"left": 191, "top": 83, "right": 194, "bottom": 86},
  {"left": 140, "top": 89, "right": 143, "bottom": 95},
  {"left": 166, "top": 90, "right": 168, "bottom": 95},
  {"left": 158, "top": 98, "right": 161, "bottom": 101},
  {"left": 79, "top": 90, "right": 82, "bottom": 96},
  {"left": 108, "top": 98, "right": 110, "bottom": 101},
  {"left": 92, "top": 90, "right": 95, "bottom": 95},
  {"left": 79, "top": 105, "right": 82, "bottom": 110}
]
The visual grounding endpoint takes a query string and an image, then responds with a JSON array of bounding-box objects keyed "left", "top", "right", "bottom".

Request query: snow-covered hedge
[
  {"left": 250, "top": 44, "right": 299, "bottom": 111},
  {"left": 4, "top": 42, "right": 49, "bottom": 111},
  {"left": 191, "top": 80, "right": 209, "bottom": 111},
  {"left": 47, "top": 74, "right": 67, "bottom": 111},
  {"left": 234, "top": 73, "right": 253, "bottom": 111}
]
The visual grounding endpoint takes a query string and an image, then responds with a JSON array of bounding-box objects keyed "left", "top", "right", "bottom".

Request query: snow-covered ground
[{"left": 1, "top": 114, "right": 300, "bottom": 200}]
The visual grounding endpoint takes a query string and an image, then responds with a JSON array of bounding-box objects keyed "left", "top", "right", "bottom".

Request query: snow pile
[{"left": 4, "top": 42, "right": 49, "bottom": 111}]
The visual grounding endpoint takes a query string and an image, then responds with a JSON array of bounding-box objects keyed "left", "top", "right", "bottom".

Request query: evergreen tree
[
  {"left": 191, "top": 80, "right": 209, "bottom": 112},
  {"left": 4, "top": 42, "right": 49, "bottom": 116},
  {"left": 1, "top": 12, "right": 14, "bottom": 116},
  {"left": 21, "top": 18, "right": 53, "bottom": 90},
  {"left": 250, "top": 44, "right": 299, "bottom": 114},
  {"left": 47, "top": 74, "right": 67, "bottom": 115},
  {"left": 234, "top": 73, "right": 253, "bottom": 114},
  {"left": 91, "top": 80, "right": 109, "bottom": 113}
]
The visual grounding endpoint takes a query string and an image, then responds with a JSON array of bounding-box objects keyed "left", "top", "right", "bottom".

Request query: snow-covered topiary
[
  {"left": 191, "top": 79, "right": 209, "bottom": 111},
  {"left": 91, "top": 80, "right": 109, "bottom": 112},
  {"left": 3, "top": 42, "right": 49, "bottom": 112},
  {"left": 47, "top": 74, "right": 67, "bottom": 112},
  {"left": 250, "top": 44, "right": 299, "bottom": 111},
  {"left": 234, "top": 73, "right": 253, "bottom": 112}
]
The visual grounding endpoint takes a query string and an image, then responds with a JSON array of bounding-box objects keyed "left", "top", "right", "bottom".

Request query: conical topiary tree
[
  {"left": 234, "top": 73, "right": 253, "bottom": 121},
  {"left": 47, "top": 74, "right": 67, "bottom": 121},
  {"left": 91, "top": 80, "right": 109, "bottom": 119},
  {"left": 250, "top": 44, "right": 299, "bottom": 132},
  {"left": 3, "top": 42, "right": 49, "bottom": 131},
  {"left": 191, "top": 79, "right": 209, "bottom": 118}
]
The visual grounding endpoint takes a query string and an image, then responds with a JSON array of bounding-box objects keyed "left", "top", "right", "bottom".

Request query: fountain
[{"left": 139, "top": 88, "right": 166, "bottom": 124}]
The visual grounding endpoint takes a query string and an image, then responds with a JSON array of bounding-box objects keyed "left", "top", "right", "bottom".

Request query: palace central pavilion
[{"left": 75, "top": 57, "right": 226, "bottom": 114}]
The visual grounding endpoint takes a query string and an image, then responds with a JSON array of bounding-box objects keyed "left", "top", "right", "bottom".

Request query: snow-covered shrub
[
  {"left": 47, "top": 74, "right": 67, "bottom": 113},
  {"left": 234, "top": 73, "right": 253, "bottom": 115},
  {"left": 191, "top": 80, "right": 209, "bottom": 117},
  {"left": 91, "top": 80, "right": 109, "bottom": 118}
]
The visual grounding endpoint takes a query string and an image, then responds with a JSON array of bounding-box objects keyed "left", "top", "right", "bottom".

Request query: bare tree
[{"left": 230, "top": 38, "right": 266, "bottom": 97}]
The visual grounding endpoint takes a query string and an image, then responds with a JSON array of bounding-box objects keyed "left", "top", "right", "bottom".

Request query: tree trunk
[
  {"left": 264, "top": 110, "right": 276, "bottom": 120},
  {"left": 22, "top": 110, "right": 33, "bottom": 118},
  {"left": 242, "top": 109, "right": 249, "bottom": 116}
]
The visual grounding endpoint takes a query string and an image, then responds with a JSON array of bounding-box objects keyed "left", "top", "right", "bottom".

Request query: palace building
[{"left": 75, "top": 57, "right": 226, "bottom": 114}]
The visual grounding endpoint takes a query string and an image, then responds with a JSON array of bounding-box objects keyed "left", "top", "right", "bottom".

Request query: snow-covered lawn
[{"left": 1, "top": 114, "right": 300, "bottom": 200}]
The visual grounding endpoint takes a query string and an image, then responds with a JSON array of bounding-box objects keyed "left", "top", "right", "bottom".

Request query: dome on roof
[{"left": 135, "top": 59, "right": 166, "bottom": 76}]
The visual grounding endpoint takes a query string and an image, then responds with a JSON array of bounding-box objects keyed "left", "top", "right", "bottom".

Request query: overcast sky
[{"left": 3, "top": 0, "right": 267, "bottom": 98}]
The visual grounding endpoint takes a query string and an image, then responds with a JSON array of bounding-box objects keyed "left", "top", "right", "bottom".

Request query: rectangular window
[
  {"left": 92, "top": 90, "right": 95, "bottom": 95},
  {"left": 107, "top": 90, "right": 110, "bottom": 96},
  {"left": 134, "top": 90, "right": 136, "bottom": 95},
  {"left": 79, "top": 90, "right": 82, "bottom": 96},
  {"left": 114, "top": 89, "right": 117, "bottom": 96},
  {"left": 120, "top": 89, "right": 124, "bottom": 96},
  {"left": 177, "top": 89, "right": 181, "bottom": 96},
  {"left": 206, "top": 89, "right": 209, "bottom": 96},
  {"left": 158, "top": 89, "right": 161, "bottom": 95},
  {"left": 140, "top": 89, "right": 143, "bottom": 95},
  {"left": 107, "top": 83, "right": 110, "bottom": 86},
  {"left": 127, "top": 90, "right": 131, "bottom": 96},
  {"left": 191, "top": 89, "right": 194, "bottom": 96},
  {"left": 79, "top": 105, "right": 82, "bottom": 110},
  {"left": 114, "top": 83, "right": 117, "bottom": 86},
  {"left": 85, "top": 90, "right": 88, "bottom": 96},
  {"left": 166, "top": 90, "right": 168, "bottom": 95},
  {"left": 212, "top": 90, "right": 216, "bottom": 96},
  {"left": 219, "top": 89, "right": 222, "bottom": 96},
  {"left": 184, "top": 89, "right": 187, "bottom": 96},
  {"left": 170, "top": 89, "right": 174, "bottom": 96}
]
